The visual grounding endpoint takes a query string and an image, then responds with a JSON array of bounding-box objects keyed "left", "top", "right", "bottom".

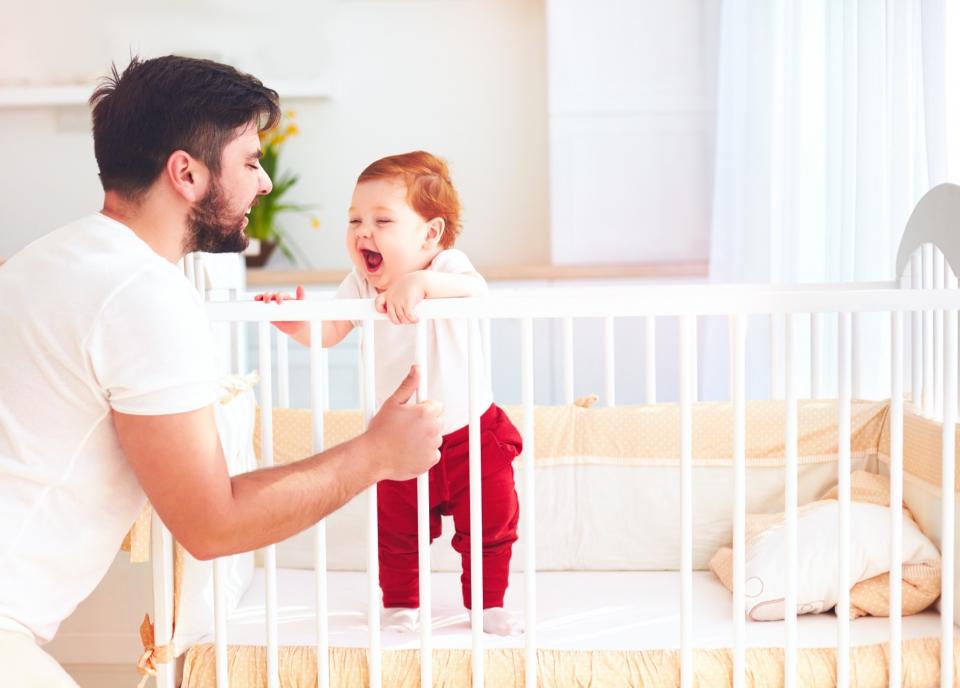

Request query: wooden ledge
[{"left": 246, "top": 261, "right": 708, "bottom": 286}]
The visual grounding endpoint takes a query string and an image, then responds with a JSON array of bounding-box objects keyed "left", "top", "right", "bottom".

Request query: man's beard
[{"left": 184, "top": 179, "right": 250, "bottom": 254}]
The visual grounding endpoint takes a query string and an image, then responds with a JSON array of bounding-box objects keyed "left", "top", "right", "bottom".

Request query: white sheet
[{"left": 222, "top": 568, "right": 944, "bottom": 651}]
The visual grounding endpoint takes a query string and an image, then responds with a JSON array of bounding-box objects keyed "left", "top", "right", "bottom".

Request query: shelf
[
  {"left": 246, "top": 262, "right": 710, "bottom": 286},
  {"left": 0, "top": 79, "right": 332, "bottom": 109}
]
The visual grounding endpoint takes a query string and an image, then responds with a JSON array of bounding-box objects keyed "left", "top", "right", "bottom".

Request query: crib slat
[
  {"left": 482, "top": 317, "right": 493, "bottom": 393},
  {"left": 321, "top": 347, "right": 330, "bottom": 412},
  {"left": 924, "top": 244, "right": 934, "bottom": 416},
  {"left": 468, "top": 318, "right": 485, "bottom": 686},
  {"left": 770, "top": 314, "right": 782, "bottom": 400},
  {"left": 784, "top": 314, "right": 798, "bottom": 688},
  {"left": 258, "top": 321, "right": 281, "bottom": 688},
  {"left": 212, "top": 559, "right": 228, "bottom": 688},
  {"left": 911, "top": 253, "right": 922, "bottom": 407},
  {"left": 562, "top": 317, "right": 574, "bottom": 404},
  {"left": 935, "top": 251, "right": 945, "bottom": 420},
  {"left": 941, "top": 295, "right": 957, "bottom": 687},
  {"left": 309, "top": 322, "right": 330, "bottom": 688},
  {"left": 361, "top": 320, "right": 381, "bottom": 688},
  {"left": 645, "top": 316, "right": 657, "bottom": 403},
  {"left": 603, "top": 316, "right": 616, "bottom": 407},
  {"left": 890, "top": 311, "right": 904, "bottom": 688},
  {"left": 415, "top": 321, "right": 433, "bottom": 688},
  {"left": 679, "top": 314, "right": 695, "bottom": 688},
  {"left": 151, "top": 513, "right": 176, "bottom": 688},
  {"left": 730, "top": 314, "right": 746, "bottom": 688},
  {"left": 837, "top": 313, "right": 851, "bottom": 687},
  {"left": 277, "top": 329, "right": 290, "bottom": 408},
  {"left": 184, "top": 252, "right": 195, "bottom": 285},
  {"left": 193, "top": 254, "right": 206, "bottom": 299},
  {"left": 810, "top": 312, "right": 822, "bottom": 399},
  {"left": 520, "top": 317, "right": 537, "bottom": 688},
  {"left": 851, "top": 312, "right": 861, "bottom": 400}
]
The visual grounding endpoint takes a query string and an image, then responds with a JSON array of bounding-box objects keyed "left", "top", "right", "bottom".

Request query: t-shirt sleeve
[
  {"left": 429, "top": 249, "right": 479, "bottom": 276},
  {"left": 87, "top": 267, "right": 219, "bottom": 415},
  {"left": 334, "top": 270, "right": 366, "bottom": 327}
]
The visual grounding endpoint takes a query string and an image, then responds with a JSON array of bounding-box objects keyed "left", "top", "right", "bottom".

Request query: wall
[
  {"left": 546, "top": 0, "right": 720, "bottom": 265},
  {"left": 0, "top": 0, "right": 550, "bottom": 271}
]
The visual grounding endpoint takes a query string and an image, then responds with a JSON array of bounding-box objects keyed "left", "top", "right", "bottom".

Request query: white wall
[
  {"left": 0, "top": 0, "right": 550, "bottom": 270},
  {"left": 546, "top": 0, "right": 720, "bottom": 265}
]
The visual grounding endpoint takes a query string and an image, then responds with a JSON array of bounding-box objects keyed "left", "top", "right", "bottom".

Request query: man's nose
[{"left": 258, "top": 168, "right": 273, "bottom": 196}]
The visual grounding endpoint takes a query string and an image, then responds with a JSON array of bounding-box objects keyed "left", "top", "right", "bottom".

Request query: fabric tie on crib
[{"left": 136, "top": 613, "right": 174, "bottom": 688}]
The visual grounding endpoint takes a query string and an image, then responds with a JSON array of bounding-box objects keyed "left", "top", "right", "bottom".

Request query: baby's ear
[{"left": 424, "top": 217, "right": 446, "bottom": 248}]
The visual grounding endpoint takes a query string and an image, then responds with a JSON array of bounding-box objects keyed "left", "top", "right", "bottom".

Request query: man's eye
[
  {"left": 376, "top": 219, "right": 392, "bottom": 224},
  {"left": 349, "top": 219, "right": 360, "bottom": 225}
]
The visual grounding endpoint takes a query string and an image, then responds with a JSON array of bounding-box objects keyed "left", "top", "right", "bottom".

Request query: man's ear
[
  {"left": 164, "top": 150, "right": 209, "bottom": 204},
  {"left": 424, "top": 217, "right": 446, "bottom": 248}
]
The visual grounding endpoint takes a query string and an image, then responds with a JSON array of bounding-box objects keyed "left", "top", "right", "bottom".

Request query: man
[{"left": 0, "top": 56, "right": 443, "bottom": 686}]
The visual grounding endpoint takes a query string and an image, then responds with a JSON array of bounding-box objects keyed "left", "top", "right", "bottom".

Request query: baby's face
[{"left": 346, "top": 178, "right": 435, "bottom": 292}]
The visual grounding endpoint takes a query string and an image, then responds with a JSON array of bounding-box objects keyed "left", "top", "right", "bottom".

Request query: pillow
[
  {"left": 709, "top": 471, "right": 941, "bottom": 621},
  {"left": 172, "top": 374, "right": 259, "bottom": 656}
]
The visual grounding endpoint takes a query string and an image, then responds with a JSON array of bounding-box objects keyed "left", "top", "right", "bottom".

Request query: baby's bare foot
[
  {"left": 482, "top": 607, "right": 523, "bottom": 636},
  {"left": 381, "top": 607, "right": 420, "bottom": 632}
]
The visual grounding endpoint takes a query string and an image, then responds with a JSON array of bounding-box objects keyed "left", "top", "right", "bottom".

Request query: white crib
[{"left": 149, "top": 183, "right": 960, "bottom": 688}]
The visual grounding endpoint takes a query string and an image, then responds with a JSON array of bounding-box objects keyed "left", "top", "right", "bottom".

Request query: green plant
[{"left": 246, "top": 110, "right": 318, "bottom": 264}]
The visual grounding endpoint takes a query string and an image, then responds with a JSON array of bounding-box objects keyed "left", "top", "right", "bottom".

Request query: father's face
[{"left": 185, "top": 124, "right": 273, "bottom": 254}]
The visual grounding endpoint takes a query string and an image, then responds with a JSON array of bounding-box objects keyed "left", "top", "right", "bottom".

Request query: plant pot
[{"left": 244, "top": 239, "right": 277, "bottom": 268}]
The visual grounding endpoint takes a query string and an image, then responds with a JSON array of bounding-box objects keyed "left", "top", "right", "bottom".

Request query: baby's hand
[
  {"left": 255, "top": 284, "right": 307, "bottom": 337},
  {"left": 375, "top": 273, "right": 426, "bottom": 325}
]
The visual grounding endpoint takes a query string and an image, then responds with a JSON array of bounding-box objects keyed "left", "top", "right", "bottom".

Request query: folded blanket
[{"left": 710, "top": 470, "right": 941, "bottom": 620}]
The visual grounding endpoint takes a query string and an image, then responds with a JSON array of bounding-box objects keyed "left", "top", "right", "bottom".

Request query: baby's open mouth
[{"left": 362, "top": 249, "right": 383, "bottom": 273}]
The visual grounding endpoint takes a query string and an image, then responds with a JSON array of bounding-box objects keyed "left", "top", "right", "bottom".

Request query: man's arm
[{"left": 114, "top": 366, "right": 441, "bottom": 560}]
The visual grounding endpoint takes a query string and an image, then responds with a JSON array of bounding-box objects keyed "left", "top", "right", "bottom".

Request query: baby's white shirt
[{"left": 335, "top": 249, "right": 493, "bottom": 434}]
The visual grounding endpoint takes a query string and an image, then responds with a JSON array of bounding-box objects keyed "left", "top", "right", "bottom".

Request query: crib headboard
[{"left": 896, "top": 182, "right": 960, "bottom": 279}]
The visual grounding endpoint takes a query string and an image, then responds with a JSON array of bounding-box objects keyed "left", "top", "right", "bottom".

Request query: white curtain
[{"left": 703, "top": 0, "right": 958, "bottom": 401}]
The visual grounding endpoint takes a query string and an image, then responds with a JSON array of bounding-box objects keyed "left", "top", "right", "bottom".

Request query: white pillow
[
  {"left": 172, "top": 379, "right": 258, "bottom": 656},
  {"left": 742, "top": 500, "right": 940, "bottom": 621}
]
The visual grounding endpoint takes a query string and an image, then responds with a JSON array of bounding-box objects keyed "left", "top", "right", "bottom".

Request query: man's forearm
[{"left": 198, "top": 435, "right": 377, "bottom": 559}]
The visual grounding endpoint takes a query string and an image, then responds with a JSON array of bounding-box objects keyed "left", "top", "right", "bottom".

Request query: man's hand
[
  {"left": 375, "top": 272, "right": 427, "bottom": 325},
  {"left": 362, "top": 364, "right": 443, "bottom": 480}
]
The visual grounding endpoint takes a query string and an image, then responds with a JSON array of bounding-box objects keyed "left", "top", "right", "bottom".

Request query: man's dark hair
[{"left": 89, "top": 55, "right": 281, "bottom": 198}]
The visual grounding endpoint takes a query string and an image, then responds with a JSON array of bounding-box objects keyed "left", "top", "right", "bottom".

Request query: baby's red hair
[{"left": 357, "top": 151, "right": 462, "bottom": 249}]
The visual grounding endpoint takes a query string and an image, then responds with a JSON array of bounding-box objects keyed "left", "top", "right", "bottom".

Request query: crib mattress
[{"left": 181, "top": 569, "right": 958, "bottom": 687}]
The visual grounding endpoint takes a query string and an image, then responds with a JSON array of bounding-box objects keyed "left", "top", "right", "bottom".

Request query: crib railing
[{"left": 159, "top": 243, "right": 960, "bottom": 688}]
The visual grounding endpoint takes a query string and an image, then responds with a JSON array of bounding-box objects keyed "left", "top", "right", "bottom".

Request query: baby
[{"left": 258, "top": 151, "right": 523, "bottom": 636}]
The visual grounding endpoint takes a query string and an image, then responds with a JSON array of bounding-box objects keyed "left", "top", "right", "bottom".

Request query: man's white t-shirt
[
  {"left": 336, "top": 249, "right": 493, "bottom": 435},
  {"left": 0, "top": 214, "right": 218, "bottom": 643}
]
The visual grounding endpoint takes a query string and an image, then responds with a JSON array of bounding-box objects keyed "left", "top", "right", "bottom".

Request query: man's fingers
[
  {"left": 386, "top": 365, "right": 420, "bottom": 405},
  {"left": 418, "top": 399, "right": 443, "bottom": 419},
  {"left": 296, "top": 284, "right": 305, "bottom": 300}
]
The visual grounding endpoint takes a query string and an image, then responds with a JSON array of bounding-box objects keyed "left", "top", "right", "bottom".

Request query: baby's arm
[
  {"left": 377, "top": 270, "right": 487, "bottom": 325},
  {"left": 285, "top": 320, "right": 354, "bottom": 348},
  {"left": 256, "top": 285, "right": 354, "bottom": 348}
]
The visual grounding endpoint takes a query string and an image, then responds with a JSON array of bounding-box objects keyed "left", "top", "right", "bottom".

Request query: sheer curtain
[{"left": 703, "top": 0, "right": 957, "bottom": 401}]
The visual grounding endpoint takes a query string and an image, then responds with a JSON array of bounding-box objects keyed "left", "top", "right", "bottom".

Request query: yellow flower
[
  {"left": 311, "top": 217, "right": 321, "bottom": 229},
  {"left": 285, "top": 109, "right": 297, "bottom": 119},
  {"left": 286, "top": 124, "right": 299, "bottom": 137}
]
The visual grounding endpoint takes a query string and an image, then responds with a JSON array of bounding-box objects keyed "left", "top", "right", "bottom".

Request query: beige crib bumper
[
  {"left": 123, "top": 398, "right": 960, "bottom": 563},
  {"left": 180, "top": 637, "right": 960, "bottom": 688}
]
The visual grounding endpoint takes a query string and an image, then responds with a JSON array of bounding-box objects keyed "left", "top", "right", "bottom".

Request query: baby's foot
[
  {"left": 382, "top": 607, "right": 420, "bottom": 632},
  {"left": 482, "top": 607, "right": 524, "bottom": 636}
]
